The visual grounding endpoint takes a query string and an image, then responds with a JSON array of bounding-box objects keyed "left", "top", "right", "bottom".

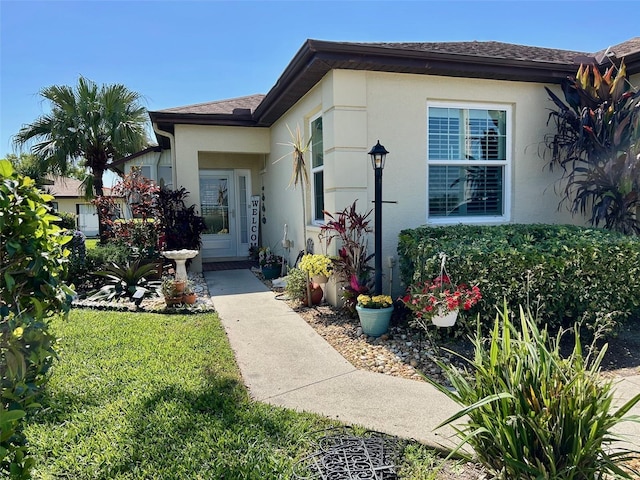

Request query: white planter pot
[{"left": 431, "top": 308, "right": 458, "bottom": 327}]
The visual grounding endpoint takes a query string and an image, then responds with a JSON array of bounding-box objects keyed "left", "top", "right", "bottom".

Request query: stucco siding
[
  {"left": 258, "top": 69, "right": 595, "bottom": 298},
  {"left": 261, "top": 84, "right": 325, "bottom": 267}
]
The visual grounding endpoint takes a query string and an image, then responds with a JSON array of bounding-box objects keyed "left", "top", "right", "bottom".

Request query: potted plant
[
  {"left": 319, "top": 201, "right": 374, "bottom": 316},
  {"left": 285, "top": 267, "right": 323, "bottom": 306},
  {"left": 299, "top": 253, "right": 332, "bottom": 285},
  {"left": 161, "top": 276, "right": 185, "bottom": 306},
  {"left": 182, "top": 280, "right": 197, "bottom": 305},
  {"left": 355, "top": 294, "right": 394, "bottom": 337},
  {"left": 400, "top": 275, "right": 481, "bottom": 328},
  {"left": 259, "top": 247, "right": 283, "bottom": 280}
]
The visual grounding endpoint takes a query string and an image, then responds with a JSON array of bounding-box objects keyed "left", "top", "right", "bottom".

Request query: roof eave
[{"left": 253, "top": 40, "right": 583, "bottom": 126}]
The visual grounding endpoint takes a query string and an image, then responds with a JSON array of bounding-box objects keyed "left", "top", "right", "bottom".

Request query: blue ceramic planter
[
  {"left": 356, "top": 305, "right": 394, "bottom": 337},
  {"left": 261, "top": 265, "right": 282, "bottom": 280}
]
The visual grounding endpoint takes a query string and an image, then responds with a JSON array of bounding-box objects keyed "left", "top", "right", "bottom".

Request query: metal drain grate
[{"left": 293, "top": 427, "right": 405, "bottom": 480}]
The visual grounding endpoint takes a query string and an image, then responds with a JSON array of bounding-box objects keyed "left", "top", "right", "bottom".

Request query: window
[
  {"left": 310, "top": 114, "right": 324, "bottom": 222},
  {"left": 158, "top": 165, "right": 173, "bottom": 189},
  {"left": 427, "top": 103, "right": 510, "bottom": 222}
]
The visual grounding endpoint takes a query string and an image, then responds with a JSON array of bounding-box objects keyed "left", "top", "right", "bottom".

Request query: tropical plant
[
  {"left": 275, "top": 124, "right": 313, "bottom": 304},
  {"left": 320, "top": 200, "right": 374, "bottom": 316},
  {"left": 356, "top": 294, "right": 393, "bottom": 309},
  {"left": 158, "top": 185, "right": 207, "bottom": 251},
  {"left": 299, "top": 253, "right": 332, "bottom": 278},
  {"left": 430, "top": 304, "right": 640, "bottom": 479},
  {"left": 13, "top": 76, "right": 149, "bottom": 241},
  {"left": 544, "top": 61, "right": 640, "bottom": 235},
  {"left": 108, "top": 167, "right": 163, "bottom": 257},
  {"left": 89, "top": 260, "right": 160, "bottom": 302},
  {"left": 0, "top": 160, "right": 73, "bottom": 478}
]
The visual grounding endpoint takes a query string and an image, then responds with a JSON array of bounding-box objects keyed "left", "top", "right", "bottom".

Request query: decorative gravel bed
[
  {"left": 72, "top": 272, "right": 216, "bottom": 313},
  {"left": 265, "top": 281, "right": 472, "bottom": 386}
]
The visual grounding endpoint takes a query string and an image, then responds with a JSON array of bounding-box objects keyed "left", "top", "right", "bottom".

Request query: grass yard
[
  {"left": 24, "top": 310, "right": 342, "bottom": 479},
  {"left": 23, "top": 309, "right": 445, "bottom": 479},
  {"left": 84, "top": 238, "right": 99, "bottom": 249}
]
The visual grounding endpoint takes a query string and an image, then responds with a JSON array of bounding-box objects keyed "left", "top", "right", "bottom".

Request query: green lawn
[
  {"left": 24, "top": 310, "right": 336, "bottom": 479},
  {"left": 24, "top": 310, "right": 442, "bottom": 479}
]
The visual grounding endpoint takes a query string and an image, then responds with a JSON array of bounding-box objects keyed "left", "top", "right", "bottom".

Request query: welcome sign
[{"left": 249, "top": 195, "right": 260, "bottom": 247}]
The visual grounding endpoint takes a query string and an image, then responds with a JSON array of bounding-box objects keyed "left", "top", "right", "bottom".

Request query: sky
[{"left": 1, "top": 0, "right": 638, "bottom": 182}]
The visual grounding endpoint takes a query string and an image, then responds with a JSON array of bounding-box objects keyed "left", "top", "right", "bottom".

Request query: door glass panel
[
  {"left": 238, "top": 175, "right": 248, "bottom": 244},
  {"left": 200, "top": 176, "right": 230, "bottom": 235}
]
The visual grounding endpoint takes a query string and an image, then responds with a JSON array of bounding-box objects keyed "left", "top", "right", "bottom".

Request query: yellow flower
[
  {"left": 299, "top": 254, "right": 333, "bottom": 277},
  {"left": 13, "top": 327, "right": 24, "bottom": 338},
  {"left": 357, "top": 294, "right": 393, "bottom": 309}
]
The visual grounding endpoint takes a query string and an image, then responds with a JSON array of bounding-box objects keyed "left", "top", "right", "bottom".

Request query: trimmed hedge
[{"left": 397, "top": 224, "right": 640, "bottom": 332}]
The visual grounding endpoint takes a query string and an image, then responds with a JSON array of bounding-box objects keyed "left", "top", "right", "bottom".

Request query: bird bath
[{"left": 161, "top": 249, "right": 199, "bottom": 281}]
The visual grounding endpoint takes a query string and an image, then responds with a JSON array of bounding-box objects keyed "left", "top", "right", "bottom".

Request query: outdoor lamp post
[{"left": 368, "top": 140, "right": 388, "bottom": 295}]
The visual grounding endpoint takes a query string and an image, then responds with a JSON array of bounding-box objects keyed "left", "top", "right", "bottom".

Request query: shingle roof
[
  {"left": 157, "top": 94, "right": 265, "bottom": 115},
  {"left": 349, "top": 40, "right": 589, "bottom": 64},
  {"left": 150, "top": 37, "right": 640, "bottom": 135},
  {"left": 46, "top": 176, "right": 114, "bottom": 198},
  {"left": 593, "top": 37, "right": 640, "bottom": 63}
]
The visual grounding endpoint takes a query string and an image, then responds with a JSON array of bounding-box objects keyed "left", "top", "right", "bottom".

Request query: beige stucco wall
[
  {"left": 173, "top": 124, "right": 270, "bottom": 271},
  {"left": 262, "top": 69, "right": 589, "bottom": 300},
  {"left": 54, "top": 197, "right": 80, "bottom": 217}
]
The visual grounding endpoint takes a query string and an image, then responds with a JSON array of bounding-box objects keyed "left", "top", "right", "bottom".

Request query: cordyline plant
[
  {"left": 544, "top": 60, "right": 640, "bottom": 235},
  {"left": 430, "top": 304, "right": 640, "bottom": 479},
  {"left": 320, "top": 200, "right": 374, "bottom": 316}
]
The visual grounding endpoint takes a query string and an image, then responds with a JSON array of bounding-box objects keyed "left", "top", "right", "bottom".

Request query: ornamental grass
[{"left": 429, "top": 304, "right": 640, "bottom": 479}]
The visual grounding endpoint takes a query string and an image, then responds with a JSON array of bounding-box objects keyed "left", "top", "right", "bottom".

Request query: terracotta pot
[
  {"left": 164, "top": 296, "right": 183, "bottom": 307},
  {"left": 311, "top": 274, "right": 329, "bottom": 285},
  {"left": 173, "top": 280, "right": 186, "bottom": 294},
  {"left": 302, "top": 283, "right": 324, "bottom": 306},
  {"left": 182, "top": 293, "right": 197, "bottom": 305}
]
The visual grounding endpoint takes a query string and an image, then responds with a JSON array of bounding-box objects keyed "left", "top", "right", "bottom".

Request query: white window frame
[
  {"left": 310, "top": 113, "right": 324, "bottom": 224},
  {"left": 426, "top": 101, "right": 512, "bottom": 225}
]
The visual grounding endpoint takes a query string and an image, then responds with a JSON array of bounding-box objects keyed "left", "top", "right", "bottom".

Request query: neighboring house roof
[
  {"left": 149, "top": 37, "right": 640, "bottom": 147},
  {"left": 46, "top": 176, "right": 115, "bottom": 198},
  {"left": 111, "top": 145, "right": 163, "bottom": 173},
  {"left": 159, "top": 94, "right": 266, "bottom": 115}
]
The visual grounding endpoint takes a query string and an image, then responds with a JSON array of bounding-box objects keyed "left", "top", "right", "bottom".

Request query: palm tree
[{"left": 13, "top": 76, "right": 149, "bottom": 240}]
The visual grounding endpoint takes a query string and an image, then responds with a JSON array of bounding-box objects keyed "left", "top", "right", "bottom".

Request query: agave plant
[
  {"left": 89, "top": 260, "right": 160, "bottom": 301},
  {"left": 544, "top": 61, "right": 640, "bottom": 235}
]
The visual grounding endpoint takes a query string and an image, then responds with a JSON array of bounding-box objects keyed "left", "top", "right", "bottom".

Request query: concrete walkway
[{"left": 204, "top": 269, "right": 640, "bottom": 450}]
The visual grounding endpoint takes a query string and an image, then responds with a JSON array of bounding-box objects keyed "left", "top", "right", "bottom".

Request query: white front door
[{"left": 199, "top": 169, "right": 252, "bottom": 259}]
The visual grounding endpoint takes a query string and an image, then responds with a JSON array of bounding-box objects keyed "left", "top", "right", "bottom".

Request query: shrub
[
  {"left": 430, "top": 305, "right": 640, "bottom": 479},
  {"left": 285, "top": 268, "right": 308, "bottom": 302},
  {"left": 398, "top": 224, "right": 640, "bottom": 333},
  {"left": 85, "top": 242, "right": 130, "bottom": 272},
  {"left": 65, "top": 230, "right": 87, "bottom": 281},
  {"left": 55, "top": 211, "right": 77, "bottom": 230},
  {"left": 0, "top": 160, "right": 73, "bottom": 478}
]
